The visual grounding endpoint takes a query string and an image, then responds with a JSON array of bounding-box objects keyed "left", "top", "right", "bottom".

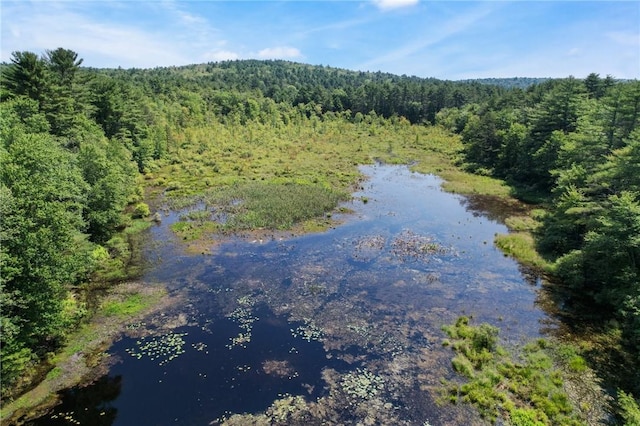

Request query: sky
[{"left": 1, "top": 0, "right": 639, "bottom": 80}]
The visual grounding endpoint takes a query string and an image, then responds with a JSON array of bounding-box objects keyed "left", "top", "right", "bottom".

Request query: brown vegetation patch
[{"left": 262, "top": 360, "right": 296, "bottom": 378}]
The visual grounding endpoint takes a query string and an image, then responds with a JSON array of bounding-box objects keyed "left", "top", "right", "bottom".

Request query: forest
[{"left": 1, "top": 48, "right": 639, "bottom": 423}]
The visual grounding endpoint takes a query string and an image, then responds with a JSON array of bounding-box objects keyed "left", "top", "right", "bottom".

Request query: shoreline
[{"left": 1, "top": 282, "right": 175, "bottom": 425}]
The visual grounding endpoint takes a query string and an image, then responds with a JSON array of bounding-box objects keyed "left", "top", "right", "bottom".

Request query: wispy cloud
[
  {"left": 358, "top": 3, "right": 495, "bottom": 71},
  {"left": 1, "top": 3, "right": 188, "bottom": 67},
  {"left": 606, "top": 30, "right": 640, "bottom": 47},
  {"left": 202, "top": 49, "right": 240, "bottom": 62},
  {"left": 257, "top": 46, "right": 302, "bottom": 60},
  {"left": 372, "top": 0, "right": 419, "bottom": 11},
  {"left": 1, "top": 1, "right": 232, "bottom": 68},
  {"left": 1, "top": 1, "right": 637, "bottom": 78}
]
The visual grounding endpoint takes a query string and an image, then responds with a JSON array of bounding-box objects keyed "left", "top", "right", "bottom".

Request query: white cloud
[
  {"left": 2, "top": 8, "right": 182, "bottom": 67},
  {"left": 606, "top": 30, "right": 640, "bottom": 47},
  {"left": 202, "top": 50, "right": 240, "bottom": 62},
  {"left": 359, "top": 4, "right": 494, "bottom": 70},
  {"left": 0, "top": 1, "right": 227, "bottom": 68},
  {"left": 372, "top": 0, "right": 419, "bottom": 11},
  {"left": 257, "top": 46, "right": 302, "bottom": 59}
]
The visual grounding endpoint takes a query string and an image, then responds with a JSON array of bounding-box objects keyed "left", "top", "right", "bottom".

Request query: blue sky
[{"left": 2, "top": 1, "right": 638, "bottom": 80}]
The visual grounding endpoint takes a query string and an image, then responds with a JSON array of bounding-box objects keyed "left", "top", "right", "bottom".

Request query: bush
[
  {"left": 618, "top": 390, "right": 640, "bottom": 426},
  {"left": 132, "top": 202, "right": 150, "bottom": 218}
]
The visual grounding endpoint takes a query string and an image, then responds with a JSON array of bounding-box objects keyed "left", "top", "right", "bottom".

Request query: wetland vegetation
[{"left": 1, "top": 49, "right": 639, "bottom": 425}]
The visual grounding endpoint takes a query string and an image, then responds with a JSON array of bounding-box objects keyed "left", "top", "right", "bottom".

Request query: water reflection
[
  {"left": 32, "top": 165, "right": 557, "bottom": 425},
  {"left": 31, "top": 375, "right": 121, "bottom": 426}
]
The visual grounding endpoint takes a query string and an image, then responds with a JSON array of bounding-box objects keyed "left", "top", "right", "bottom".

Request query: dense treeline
[
  {"left": 438, "top": 75, "right": 640, "bottom": 353},
  {"left": 94, "top": 59, "right": 507, "bottom": 125},
  {"left": 1, "top": 49, "right": 142, "bottom": 394}
]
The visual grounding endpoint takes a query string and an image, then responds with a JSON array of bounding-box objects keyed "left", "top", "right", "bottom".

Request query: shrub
[
  {"left": 618, "top": 390, "right": 640, "bottom": 426},
  {"left": 132, "top": 202, "right": 150, "bottom": 218}
]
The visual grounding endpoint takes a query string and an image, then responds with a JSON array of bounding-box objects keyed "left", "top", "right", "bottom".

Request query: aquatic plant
[
  {"left": 226, "top": 297, "right": 258, "bottom": 349},
  {"left": 617, "top": 390, "right": 640, "bottom": 425},
  {"left": 191, "top": 342, "right": 208, "bottom": 352},
  {"left": 262, "top": 360, "right": 297, "bottom": 379},
  {"left": 351, "top": 235, "right": 386, "bottom": 262},
  {"left": 266, "top": 394, "right": 307, "bottom": 422},
  {"left": 125, "top": 321, "right": 146, "bottom": 331},
  {"left": 340, "top": 368, "right": 385, "bottom": 402},
  {"left": 494, "top": 232, "right": 551, "bottom": 271},
  {"left": 102, "top": 294, "right": 150, "bottom": 317},
  {"left": 390, "top": 230, "right": 453, "bottom": 262},
  {"left": 173, "top": 181, "right": 349, "bottom": 233},
  {"left": 50, "top": 411, "right": 80, "bottom": 425},
  {"left": 125, "top": 332, "right": 188, "bottom": 366},
  {"left": 291, "top": 318, "right": 324, "bottom": 342},
  {"left": 132, "top": 202, "right": 150, "bottom": 218}
]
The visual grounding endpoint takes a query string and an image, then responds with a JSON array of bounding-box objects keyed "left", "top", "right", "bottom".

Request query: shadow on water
[
  {"left": 31, "top": 305, "right": 351, "bottom": 426},
  {"left": 28, "top": 375, "right": 121, "bottom": 426},
  {"left": 31, "top": 165, "right": 565, "bottom": 425}
]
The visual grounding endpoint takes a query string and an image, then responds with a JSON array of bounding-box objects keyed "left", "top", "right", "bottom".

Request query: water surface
[{"left": 32, "top": 165, "right": 556, "bottom": 425}]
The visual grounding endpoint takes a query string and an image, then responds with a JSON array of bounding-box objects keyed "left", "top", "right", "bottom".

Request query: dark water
[{"left": 31, "top": 165, "right": 556, "bottom": 425}]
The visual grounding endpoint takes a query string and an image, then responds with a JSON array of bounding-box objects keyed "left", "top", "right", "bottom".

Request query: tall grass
[
  {"left": 205, "top": 182, "right": 348, "bottom": 230},
  {"left": 153, "top": 119, "right": 471, "bottom": 236},
  {"left": 441, "top": 317, "right": 584, "bottom": 425},
  {"left": 494, "top": 232, "right": 552, "bottom": 271}
]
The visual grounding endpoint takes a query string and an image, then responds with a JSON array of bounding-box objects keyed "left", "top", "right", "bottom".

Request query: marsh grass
[
  {"left": 494, "top": 233, "right": 551, "bottom": 271},
  {"left": 504, "top": 216, "right": 540, "bottom": 232},
  {"left": 441, "top": 317, "right": 583, "bottom": 425},
  {"left": 154, "top": 120, "right": 461, "bottom": 197},
  {"left": 151, "top": 119, "right": 522, "bottom": 242},
  {"left": 152, "top": 118, "right": 551, "bottom": 270},
  {"left": 204, "top": 182, "right": 349, "bottom": 230},
  {"left": 101, "top": 293, "right": 154, "bottom": 317}
]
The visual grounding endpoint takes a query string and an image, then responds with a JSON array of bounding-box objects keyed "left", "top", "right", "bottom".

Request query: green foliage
[
  {"left": 2, "top": 47, "right": 638, "bottom": 416},
  {"left": 453, "top": 74, "right": 640, "bottom": 363},
  {"left": 510, "top": 408, "right": 546, "bottom": 426},
  {"left": 0, "top": 49, "right": 143, "bottom": 396},
  {"left": 504, "top": 216, "right": 540, "bottom": 232},
  {"left": 442, "top": 318, "right": 582, "bottom": 425},
  {"left": 101, "top": 294, "right": 147, "bottom": 317},
  {"left": 80, "top": 137, "right": 138, "bottom": 242},
  {"left": 203, "top": 182, "right": 348, "bottom": 230},
  {"left": 1, "top": 130, "right": 91, "bottom": 392},
  {"left": 618, "top": 390, "right": 640, "bottom": 426},
  {"left": 132, "top": 202, "right": 151, "bottom": 219},
  {"left": 495, "top": 233, "right": 552, "bottom": 271},
  {"left": 2, "top": 51, "right": 49, "bottom": 104}
]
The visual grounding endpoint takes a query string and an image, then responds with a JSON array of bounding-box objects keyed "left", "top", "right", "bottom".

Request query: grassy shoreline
[{"left": 1, "top": 282, "right": 171, "bottom": 424}]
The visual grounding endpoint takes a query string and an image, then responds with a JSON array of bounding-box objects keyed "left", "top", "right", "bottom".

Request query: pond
[{"left": 30, "top": 164, "right": 558, "bottom": 425}]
